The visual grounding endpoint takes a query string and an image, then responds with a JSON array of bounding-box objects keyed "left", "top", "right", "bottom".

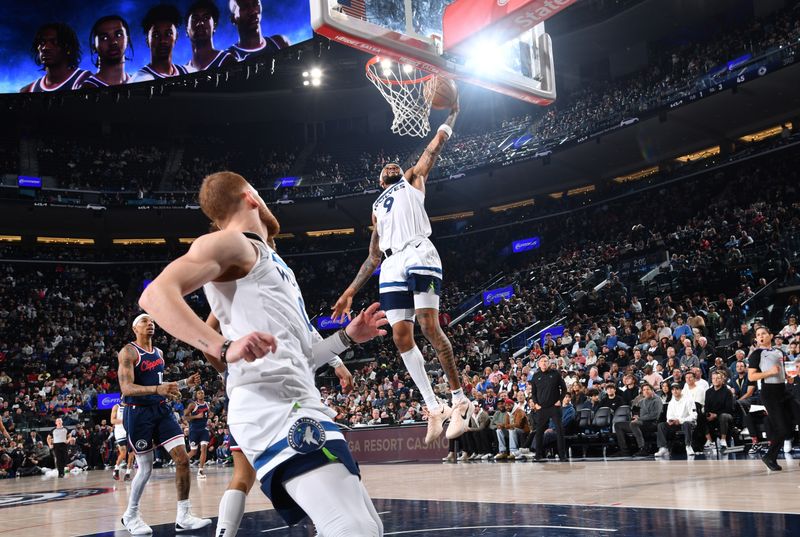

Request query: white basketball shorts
[{"left": 379, "top": 238, "right": 442, "bottom": 325}]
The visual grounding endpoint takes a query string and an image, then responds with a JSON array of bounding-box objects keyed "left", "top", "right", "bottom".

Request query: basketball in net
[
  {"left": 424, "top": 77, "right": 458, "bottom": 110},
  {"left": 366, "top": 56, "right": 437, "bottom": 138}
]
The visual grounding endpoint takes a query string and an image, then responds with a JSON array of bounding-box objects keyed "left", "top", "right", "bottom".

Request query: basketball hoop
[{"left": 366, "top": 56, "right": 436, "bottom": 138}]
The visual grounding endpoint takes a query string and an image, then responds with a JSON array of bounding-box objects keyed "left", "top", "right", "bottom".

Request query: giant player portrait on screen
[{"left": 2, "top": 0, "right": 311, "bottom": 94}]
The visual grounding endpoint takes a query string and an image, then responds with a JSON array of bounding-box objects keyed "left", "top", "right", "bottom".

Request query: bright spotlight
[
  {"left": 402, "top": 64, "right": 413, "bottom": 74},
  {"left": 310, "top": 67, "right": 322, "bottom": 78},
  {"left": 465, "top": 41, "right": 503, "bottom": 74},
  {"left": 311, "top": 78, "right": 321, "bottom": 87},
  {"left": 382, "top": 69, "right": 392, "bottom": 78},
  {"left": 380, "top": 58, "right": 392, "bottom": 69},
  {"left": 302, "top": 71, "right": 309, "bottom": 77},
  {"left": 303, "top": 80, "right": 310, "bottom": 86}
]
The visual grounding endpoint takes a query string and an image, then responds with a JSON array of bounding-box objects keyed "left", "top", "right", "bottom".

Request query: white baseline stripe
[{"left": 384, "top": 525, "right": 618, "bottom": 535}]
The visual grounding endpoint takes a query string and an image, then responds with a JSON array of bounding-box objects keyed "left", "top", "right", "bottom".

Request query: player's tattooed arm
[
  {"left": 333, "top": 225, "right": 381, "bottom": 321},
  {"left": 350, "top": 227, "right": 382, "bottom": 293},
  {"left": 117, "top": 345, "right": 159, "bottom": 397},
  {"left": 408, "top": 105, "right": 459, "bottom": 190}
]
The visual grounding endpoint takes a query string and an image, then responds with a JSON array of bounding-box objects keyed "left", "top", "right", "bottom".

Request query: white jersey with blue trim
[
  {"left": 372, "top": 178, "right": 432, "bottom": 254},
  {"left": 202, "top": 233, "right": 330, "bottom": 408}
]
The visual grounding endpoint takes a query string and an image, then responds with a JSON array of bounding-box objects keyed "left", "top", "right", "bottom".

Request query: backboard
[{"left": 310, "top": 0, "right": 577, "bottom": 105}]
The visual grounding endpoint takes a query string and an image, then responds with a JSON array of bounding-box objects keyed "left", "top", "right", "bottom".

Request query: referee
[
  {"left": 51, "top": 418, "right": 68, "bottom": 478},
  {"left": 747, "top": 326, "right": 792, "bottom": 471},
  {"left": 531, "top": 356, "right": 568, "bottom": 461}
]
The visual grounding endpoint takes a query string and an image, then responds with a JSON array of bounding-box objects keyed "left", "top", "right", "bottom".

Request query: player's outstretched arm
[
  {"left": 332, "top": 223, "right": 381, "bottom": 321},
  {"left": 407, "top": 99, "right": 459, "bottom": 191},
  {"left": 139, "top": 230, "right": 277, "bottom": 363}
]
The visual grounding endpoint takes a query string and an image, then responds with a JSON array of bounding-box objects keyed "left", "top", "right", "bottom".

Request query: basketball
[{"left": 426, "top": 77, "right": 458, "bottom": 110}]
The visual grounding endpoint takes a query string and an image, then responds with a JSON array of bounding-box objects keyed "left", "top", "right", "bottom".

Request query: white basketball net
[{"left": 366, "top": 57, "right": 435, "bottom": 138}]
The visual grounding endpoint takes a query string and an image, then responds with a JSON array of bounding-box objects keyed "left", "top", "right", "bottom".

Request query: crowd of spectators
[{"left": 2, "top": 134, "right": 799, "bottom": 477}]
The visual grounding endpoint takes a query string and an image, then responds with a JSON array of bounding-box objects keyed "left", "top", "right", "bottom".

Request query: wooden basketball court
[{"left": 1, "top": 456, "right": 797, "bottom": 536}]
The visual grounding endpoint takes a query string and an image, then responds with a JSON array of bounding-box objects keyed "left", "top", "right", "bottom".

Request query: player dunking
[
  {"left": 184, "top": 389, "right": 211, "bottom": 479},
  {"left": 110, "top": 401, "right": 135, "bottom": 481},
  {"left": 138, "top": 171, "right": 387, "bottom": 536},
  {"left": 82, "top": 15, "right": 132, "bottom": 88},
  {"left": 185, "top": 0, "right": 235, "bottom": 72},
  {"left": 117, "top": 314, "right": 211, "bottom": 535},
  {"left": 332, "top": 97, "right": 470, "bottom": 444},
  {"left": 20, "top": 23, "right": 90, "bottom": 93}
]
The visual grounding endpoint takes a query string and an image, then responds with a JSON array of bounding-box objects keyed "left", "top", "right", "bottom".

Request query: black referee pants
[
  {"left": 53, "top": 443, "right": 67, "bottom": 477},
  {"left": 762, "top": 386, "right": 792, "bottom": 461}
]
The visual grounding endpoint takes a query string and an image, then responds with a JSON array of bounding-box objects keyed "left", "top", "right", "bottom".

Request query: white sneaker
[
  {"left": 480, "top": 453, "right": 491, "bottom": 460},
  {"left": 197, "top": 469, "right": 206, "bottom": 479},
  {"left": 654, "top": 447, "right": 669, "bottom": 458},
  {"left": 519, "top": 448, "right": 531, "bottom": 455},
  {"left": 703, "top": 440, "right": 714, "bottom": 449},
  {"left": 784, "top": 440, "right": 793, "bottom": 453},
  {"left": 445, "top": 399, "right": 473, "bottom": 440},
  {"left": 122, "top": 511, "right": 153, "bottom": 535},
  {"left": 425, "top": 403, "right": 453, "bottom": 445},
  {"left": 685, "top": 446, "right": 695, "bottom": 456},
  {"left": 175, "top": 512, "right": 212, "bottom": 533}
]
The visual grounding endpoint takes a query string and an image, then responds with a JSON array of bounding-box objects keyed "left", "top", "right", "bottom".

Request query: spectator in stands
[
  {"left": 683, "top": 371, "right": 706, "bottom": 409},
  {"left": 619, "top": 374, "right": 639, "bottom": 405},
  {"left": 655, "top": 383, "right": 697, "bottom": 457},
  {"left": 601, "top": 384, "right": 624, "bottom": 414},
  {"left": 703, "top": 371, "right": 735, "bottom": 450},
  {"left": 729, "top": 350, "right": 748, "bottom": 378},
  {"left": 615, "top": 383, "right": 662, "bottom": 456},
  {"left": 491, "top": 399, "right": 512, "bottom": 460}
]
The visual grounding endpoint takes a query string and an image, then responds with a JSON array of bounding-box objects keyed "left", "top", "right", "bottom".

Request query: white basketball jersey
[
  {"left": 114, "top": 405, "right": 126, "bottom": 437},
  {"left": 203, "top": 234, "right": 329, "bottom": 412},
  {"left": 373, "top": 178, "right": 432, "bottom": 253}
]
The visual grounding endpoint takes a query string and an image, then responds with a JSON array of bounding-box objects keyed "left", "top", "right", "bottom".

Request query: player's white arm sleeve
[{"left": 310, "top": 328, "right": 347, "bottom": 370}]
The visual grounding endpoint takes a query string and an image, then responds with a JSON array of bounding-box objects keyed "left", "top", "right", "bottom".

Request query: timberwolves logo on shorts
[
  {"left": 135, "top": 439, "right": 149, "bottom": 451},
  {"left": 287, "top": 418, "right": 326, "bottom": 454},
  {"left": 0, "top": 488, "right": 112, "bottom": 509}
]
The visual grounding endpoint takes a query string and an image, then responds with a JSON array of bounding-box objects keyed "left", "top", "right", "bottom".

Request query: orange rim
[{"left": 365, "top": 56, "right": 435, "bottom": 86}]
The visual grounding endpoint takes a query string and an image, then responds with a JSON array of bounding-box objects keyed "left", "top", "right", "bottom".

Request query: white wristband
[
  {"left": 437, "top": 124, "right": 453, "bottom": 139},
  {"left": 177, "top": 378, "right": 189, "bottom": 390}
]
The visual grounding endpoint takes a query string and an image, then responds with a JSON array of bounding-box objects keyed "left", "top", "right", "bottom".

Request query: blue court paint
[{"left": 81, "top": 498, "right": 800, "bottom": 536}]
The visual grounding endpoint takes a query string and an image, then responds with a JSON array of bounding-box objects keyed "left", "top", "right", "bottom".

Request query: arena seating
[{"left": 2, "top": 139, "right": 799, "bottom": 475}]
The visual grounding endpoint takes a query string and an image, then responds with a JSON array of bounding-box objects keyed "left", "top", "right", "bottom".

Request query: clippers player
[
  {"left": 185, "top": 0, "right": 234, "bottom": 72},
  {"left": 82, "top": 15, "right": 132, "bottom": 88},
  {"left": 117, "top": 314, "right": 211, "bottom": 534},
  {"left": 138, "top": 171, "right": 387, "bottom": 536},
  {"left": 20, "top": 23, "right": 90, "bottom": 93},
  {"left": 226, "top": 0, "right": 285, "bottom": 62},
  {"left": 111, "top": 402, "right": 135, "bottom": 481},
  {"left": 131, "top": 4, "right": 189, "bottom": 83},
  {"left": 748, "top": 326, "right": 794, "bottom": 471},
  {"left": 332, "top": 98, "right": 470, "bottom": 445},
  {"left": 185, "top": 389, "right": 211, "bottom": 479}
]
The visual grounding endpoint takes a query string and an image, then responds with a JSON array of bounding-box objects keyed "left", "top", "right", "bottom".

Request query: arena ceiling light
[
  {"left": 0, "top": 235, "right": 21, "bottom": 242},
  {"left": 37, "top": 237, "right": 94, "bottom": 245},
  {"left": 489, "top": 199, "right": 534, "bottom": 213},
  {"left": 303, "top": 66, "right": 323, "bottom": 87},
  {"left": 613, "top": 166, "right": 659, "bottom": 184},
  {"left": 566, "top": 185, "right": 596, "bottom": 196},
  {"left": 306, "top": 228, "right": 354, "bottom": 237},
  {"left": 675, "top": 146, "right": 720, "bottom": 163},
  {"left": 739, "top": 123, "right": 792, "bottom": 143},
  {"left": 112, "top": 238, "right": 167, "bottom": 245},
  {"left": 429, "top": 210, "right": 474, "bottom": 222}
]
